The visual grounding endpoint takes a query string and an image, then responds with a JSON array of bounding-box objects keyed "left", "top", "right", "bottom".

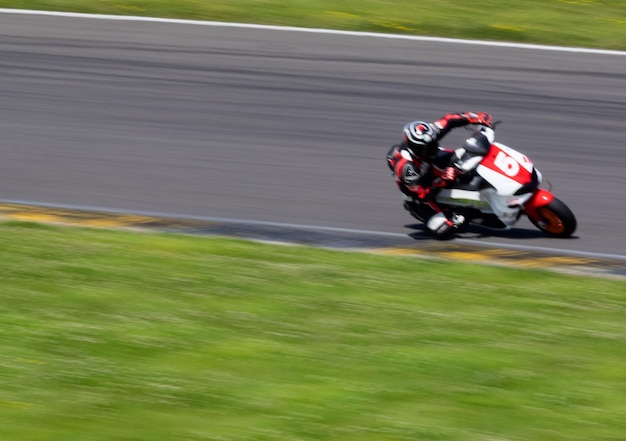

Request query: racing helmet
[{"left": 403, "top": 121, "right": 438, "bottom": 159}]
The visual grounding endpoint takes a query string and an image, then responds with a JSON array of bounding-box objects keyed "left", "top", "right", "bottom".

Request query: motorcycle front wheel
[{"left": 528, "top": 198, "right": 577, "bottom": 238}]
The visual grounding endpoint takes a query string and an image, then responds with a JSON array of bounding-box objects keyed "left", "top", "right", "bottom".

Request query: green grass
[
  {"left": 1, "top": 221, "right": 626, "bottom": 440},
  {"left": 1, "top": 2, "right": 624, "bottom": 438},
  {"left": 1, "top": 0, "right": 625, "bottom": 50}
]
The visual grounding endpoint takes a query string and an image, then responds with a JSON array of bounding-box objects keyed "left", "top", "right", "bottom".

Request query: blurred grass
[
  {"left": 1, "top": 221, "right": 626, "bottom": 440},
  {"left": 0, "top": 0, "right": 625, "bottom": 50},
  {"left": 1, "top": 1, "right": 624, "bottom": 439}
]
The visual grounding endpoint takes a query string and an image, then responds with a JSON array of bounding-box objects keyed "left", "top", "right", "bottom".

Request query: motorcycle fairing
[
  {"left": 476, "top": 143, "right": 534, "bottom": 196},
  {"left": 523, "top": 188, "right": 555, "bottom": 219},
  {"left": 436, "top": 140, "right": 539, "bottom": 227},
  {"left": 437, "top": 188, "right": 533, "bottom": 227}
]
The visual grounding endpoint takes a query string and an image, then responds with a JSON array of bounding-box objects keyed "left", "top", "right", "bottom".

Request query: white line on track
[
  {"left": 2, "top": 199, "right": 626, "bottom": 262},
  {"left": 1, "top": 8, "right": 625, "bottom": 56},
  {"left": 2, "top": 10, "right": 625, "bottom": 262}
]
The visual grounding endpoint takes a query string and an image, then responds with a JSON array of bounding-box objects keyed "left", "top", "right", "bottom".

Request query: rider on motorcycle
[{"left": 386, "top": 111, "right": 494, "bottom": 239}]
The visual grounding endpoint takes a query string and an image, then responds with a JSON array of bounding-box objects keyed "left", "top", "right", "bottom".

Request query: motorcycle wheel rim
[{"left": 535, "top": 207, "right": 565, "bottom": 234}]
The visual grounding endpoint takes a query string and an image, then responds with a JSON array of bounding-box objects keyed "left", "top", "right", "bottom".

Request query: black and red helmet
[{"left": 403, "top": 121, "right": 438, "bottom": 158}]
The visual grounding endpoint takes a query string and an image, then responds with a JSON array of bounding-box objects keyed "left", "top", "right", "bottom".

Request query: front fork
[{"left": 523, "top": 188, "right": 555, "bottom": 221}]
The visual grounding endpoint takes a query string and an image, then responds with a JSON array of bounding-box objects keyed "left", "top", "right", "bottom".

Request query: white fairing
[
  {"left": 436, "top": 188, "right": 533, "bottom": 227},
  {"left": 457, "top": 155, "right": 482, "bottom": 173},
  {"left": 479, "top": 126, "right": 496, "bottom": 143},
  {"left": 482, "top": 190, "right": 533, "bottom": 226},
  {"left": 476, "top": 143, "right": 535, "bottom": 196},
  {"left": 435, "top": 132, "right": 539, "bottom": 228}
]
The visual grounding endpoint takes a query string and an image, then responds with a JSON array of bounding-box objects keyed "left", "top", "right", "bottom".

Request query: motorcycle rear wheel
[{"left": 528, "top": 198, "right": 577, "bottom": 237}]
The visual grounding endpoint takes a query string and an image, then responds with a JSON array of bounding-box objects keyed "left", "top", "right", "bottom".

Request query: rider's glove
[
  {"left": 442, "top": 166, "right": 458, "bottom": 182},
  {"left": 464, "top": 112, "right": 493, "bottom": 127},
  {"left": 415, "top": 185, "right": 431, "bottom": 201}
]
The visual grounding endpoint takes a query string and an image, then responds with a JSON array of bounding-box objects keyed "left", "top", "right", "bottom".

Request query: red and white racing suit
[{"left": 386, "top": 112, "right": 493, "bottom": 238}]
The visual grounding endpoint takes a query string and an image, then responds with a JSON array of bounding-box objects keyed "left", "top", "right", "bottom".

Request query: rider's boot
[
  {"left": 426, "top": 212, "right": 456, "bottom": 239},
  {"left": 426, "top": 212, "right": 466, "bottom": 239}
]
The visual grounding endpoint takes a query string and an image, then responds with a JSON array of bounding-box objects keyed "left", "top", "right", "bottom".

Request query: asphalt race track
[{"left": 1, "top": 11, "right": 625, "bottom": 259}]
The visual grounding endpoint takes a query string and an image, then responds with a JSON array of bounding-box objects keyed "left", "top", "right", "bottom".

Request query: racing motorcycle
[{"left": 399, "top": 124, "right": 577, "bottom": 238}]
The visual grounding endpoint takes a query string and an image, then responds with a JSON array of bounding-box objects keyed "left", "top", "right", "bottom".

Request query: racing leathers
[{"left": 386, "top": 112, "right": 494, "bottom": 238}]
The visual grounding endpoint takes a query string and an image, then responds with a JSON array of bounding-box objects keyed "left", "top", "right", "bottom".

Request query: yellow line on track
[{"left": 1, "top": 203, "right": 623, "bottom": 278}]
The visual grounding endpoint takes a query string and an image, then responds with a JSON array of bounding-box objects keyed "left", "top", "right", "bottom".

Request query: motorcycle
[{"left": 398, "top": 123, "right": 577, "bottom": 238}]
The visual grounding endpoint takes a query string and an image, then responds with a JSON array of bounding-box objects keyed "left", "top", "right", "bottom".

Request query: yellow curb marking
[
  {"left": 376, "top": 247, "right": 426, "bottom": 256},
  {"left": 8, "top": 213, "right": 64, "bottom": 223},
  {"left": 440, "top": 251, "right": 493, "bottom": 261},
  {"left": 0, "top": 205, "right": 158, "bottom": 229},
  {"left": 0, "top": 203, "right": 619, "bottom": 276},
  {"left": 375, "top": 246, "right": 599, "bottom": 271}
]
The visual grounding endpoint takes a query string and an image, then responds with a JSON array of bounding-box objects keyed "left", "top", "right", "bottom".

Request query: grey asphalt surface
[{"left": 1, "top": 12, "right": 625, "bottom": 258}]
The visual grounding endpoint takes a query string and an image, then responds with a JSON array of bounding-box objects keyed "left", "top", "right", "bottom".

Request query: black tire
[{"left": 528, "top": 197, "right": 577, "bottom": 237}]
